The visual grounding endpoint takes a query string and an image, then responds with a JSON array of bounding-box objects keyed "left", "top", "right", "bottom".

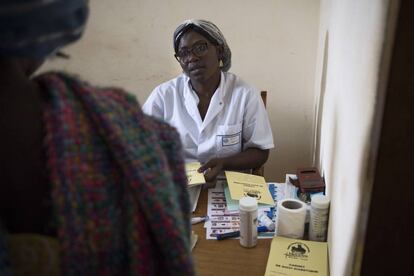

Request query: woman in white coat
[{"left": 143, "top": 19, "right": 274, "bottom": 182}]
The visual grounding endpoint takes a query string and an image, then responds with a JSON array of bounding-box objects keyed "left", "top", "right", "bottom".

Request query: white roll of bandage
[{"left": 276, "top": 198, "right": 307, "bottom": 239}]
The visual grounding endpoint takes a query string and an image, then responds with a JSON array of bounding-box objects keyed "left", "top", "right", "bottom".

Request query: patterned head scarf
[
  {"left": 0, "top": 0, "right": 89, "bottom": 59},
  {"left": 173, "top": 19, "right": 232, "bottom": 72}
]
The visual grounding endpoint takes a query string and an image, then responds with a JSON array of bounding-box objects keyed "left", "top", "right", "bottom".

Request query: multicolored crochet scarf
[{"left": 0, "top": 72, "right": 195, "bottom": 275}]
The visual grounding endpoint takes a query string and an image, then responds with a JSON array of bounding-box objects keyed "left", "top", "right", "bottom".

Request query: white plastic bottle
[
  {"left": 309, "top": 195, "right": 330, "bottom": 242},
  {"left": 239, "top": 196, "right": 258, "bottom": 248}
]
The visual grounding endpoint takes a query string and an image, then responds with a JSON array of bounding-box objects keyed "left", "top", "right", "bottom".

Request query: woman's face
[{"left": 177, "top": 30, "right": 221, "bottom": 84}]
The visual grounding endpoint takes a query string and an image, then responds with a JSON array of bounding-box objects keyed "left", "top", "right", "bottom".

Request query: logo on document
[
  {"left": 284, "top": 242, "right": 310, "bottom": 261},
  {"left": 243, "top": 189, "right": 262, "bottom": 200}
]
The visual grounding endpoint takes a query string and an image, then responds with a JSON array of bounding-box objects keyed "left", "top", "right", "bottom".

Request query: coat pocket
[{"left": 216, "top": 123, "right": 242, "bottom": 157}]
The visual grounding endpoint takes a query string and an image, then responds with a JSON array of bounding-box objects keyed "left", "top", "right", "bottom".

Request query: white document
[{"left": 188, "top": 185, "right": 202, "bottom": 212}]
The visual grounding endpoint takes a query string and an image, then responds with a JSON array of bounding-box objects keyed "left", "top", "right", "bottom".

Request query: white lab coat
[{"left": 142, "top": 71, "right": 274, "bottom": 163}]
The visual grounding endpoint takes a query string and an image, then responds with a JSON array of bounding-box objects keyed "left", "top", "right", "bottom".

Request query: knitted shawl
[{"left": 1, "top": 72, "right": 195, "bottom": 275}]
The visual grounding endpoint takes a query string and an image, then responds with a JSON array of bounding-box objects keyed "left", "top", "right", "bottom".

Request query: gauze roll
[{"left": 276, "top": 198, "right": 307, "bottom": 239}]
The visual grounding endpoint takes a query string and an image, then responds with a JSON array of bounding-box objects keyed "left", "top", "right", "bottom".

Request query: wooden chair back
[{"left": 252, "top": 91, "right": 267, "bottom": 177}]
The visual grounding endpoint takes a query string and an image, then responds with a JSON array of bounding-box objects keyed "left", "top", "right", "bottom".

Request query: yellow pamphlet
[
  {"left": 225, "top": 171, "right": 274, "bottom": 205},
  {"left": 185, "top": 162, "right": 205, "bottom": 187},
  {"left": 264, "top": 236, "right": 328, "bottom": 276}
]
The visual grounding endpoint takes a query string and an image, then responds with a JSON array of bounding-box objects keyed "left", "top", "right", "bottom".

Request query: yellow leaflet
[{"left": 225, "top": 171, "right": 274, "bottom": 205}]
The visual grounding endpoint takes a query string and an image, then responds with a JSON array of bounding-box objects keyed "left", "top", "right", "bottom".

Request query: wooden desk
[{"left": 192, "top": 185, "right": 272, "bottom": 276}]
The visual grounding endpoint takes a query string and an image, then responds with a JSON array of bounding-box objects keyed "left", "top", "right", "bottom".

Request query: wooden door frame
[{"left": 353, "top": 1, "right": 414, "bottom": 275}]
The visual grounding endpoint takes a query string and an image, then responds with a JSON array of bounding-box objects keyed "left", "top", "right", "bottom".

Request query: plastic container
[
  {"left": 309, "top": 195, "right": 330, "bottom": 241},
  {"left": 239, "top": 196, "right": 258, "bottom": 248}
]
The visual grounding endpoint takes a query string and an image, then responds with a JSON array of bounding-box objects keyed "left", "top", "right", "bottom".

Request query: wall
[
  {"left": 312, "top": 0, "right": 389, "bottom": 275},
  {"left": 40, "top": 0, "right": 320, "bottom": 182}
]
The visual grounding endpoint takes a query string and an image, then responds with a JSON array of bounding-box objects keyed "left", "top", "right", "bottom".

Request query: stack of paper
[{"left": 205, "top": 181, "right": 240, "bottom": 239}]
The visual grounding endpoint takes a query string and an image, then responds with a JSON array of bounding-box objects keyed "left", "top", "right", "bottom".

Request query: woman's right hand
[{"left": 197, "top": 158, "right": 224, "bottom": 182}]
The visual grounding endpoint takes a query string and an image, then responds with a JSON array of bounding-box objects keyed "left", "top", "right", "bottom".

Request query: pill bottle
[
  {"left": 239, "top": 196, "right": 258, "bottom": 248},
  {"left": 309, "top": 195, "right": 330, "bottom": 242}
]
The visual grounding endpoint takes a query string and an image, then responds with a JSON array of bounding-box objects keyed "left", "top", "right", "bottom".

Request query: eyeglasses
[{"left": 174, "top": 42, "right": 209, "bottom": 63}]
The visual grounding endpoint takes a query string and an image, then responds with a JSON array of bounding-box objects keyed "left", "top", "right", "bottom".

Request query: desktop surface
[{"left": 192, "top": 185, "right": 272, "bottom": 276}]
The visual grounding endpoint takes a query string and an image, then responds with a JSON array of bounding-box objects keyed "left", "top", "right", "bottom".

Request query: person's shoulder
[
  {"left": 35, "top": 71, "right": 80, "bottom": 86},
  {"left": 143, "top": 114, "right": 181, "bottom": 144},
  {"left": 37, "top": 71, "right": 139, "bottom": 106},
  {"left": 36, "top": 71, "right": 124, "bottom": 91},
  {"left": 144, "top": 114, "right": 176, "bottom": 131},
  {"left": 223, "top": 72, "right": 259, "bottom": 95},
  {"left": 152, "top": 73, "right": 187, "bottom": 96}
]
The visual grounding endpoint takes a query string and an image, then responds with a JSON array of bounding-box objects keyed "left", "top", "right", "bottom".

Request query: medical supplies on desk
[{"left": 289, "top": 167, "right": 325, "bottom": 204}]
